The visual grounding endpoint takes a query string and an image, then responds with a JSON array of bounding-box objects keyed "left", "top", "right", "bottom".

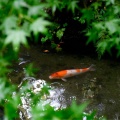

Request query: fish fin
[
  {"left": 61, "top": 78, "right": 67, "bottom": 82},
  {"left": 89, "top": 64, "right": 96, "bottom": 71}
]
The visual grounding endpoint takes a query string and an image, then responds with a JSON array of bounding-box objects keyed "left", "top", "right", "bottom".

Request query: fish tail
[{"left": 89, "top": 64, "right": 96, "bottom": 71}]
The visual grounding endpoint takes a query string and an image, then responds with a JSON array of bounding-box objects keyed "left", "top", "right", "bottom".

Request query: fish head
[
  {"left": 49, "top": 72, "right": 60, "bottom": 79},
  {"left": 49, "top": 75, "right": 53, "bottom": 79}
]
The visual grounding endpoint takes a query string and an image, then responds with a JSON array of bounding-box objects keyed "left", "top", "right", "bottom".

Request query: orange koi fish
[{"left": 49, "top": 64, "right": 95, "bottom": 81}]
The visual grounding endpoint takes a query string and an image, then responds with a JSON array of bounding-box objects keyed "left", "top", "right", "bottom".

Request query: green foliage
[
  {"left": 0, "top": 79, "right": 11, "bottom": 101},
  {"left": 0, "top": 57, "right": 10, "bottom": 77},
  {"left": 56, "top": 28, "right": 65, "bottom": 40},
  {"left": 4, "top": 94, "right": 21, "bottom": 120},
  {"left": 5, "top": 29, "right": 28, "bottom": 51},
  {"left": 24, "top": 63, "right": 38, "bottom": 77},
  {"left": 0, "top": 0, "right": 115, "bottom": 119},
  {"left": 81, "top": 0, "right": 120, "bottom": 57},
  {"left": 31, "top": 101, "right": 97, "bottom": 120},
  {"left": 41, "top": 22, "right": 67, "bottom": 51},
  {"left": 0, "top": 78, "right": 19, "bottom": 120},
  {"left": 30, "top": 18, "right": 51, "bottom": 35}
]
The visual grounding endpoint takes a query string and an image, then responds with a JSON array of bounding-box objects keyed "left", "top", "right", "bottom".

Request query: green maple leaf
[
  {"left": 68, "top": 1, "right": 79, "bottom": 13},
  {"left": 30, "top": 18, "right": 51, "bottom": 35},
  {"left": 5, "top": 30, "right": 28, "bottom": 51},
  {"left": 105, "top": 19, "right": 119, "bottom": 34},
  {"left": 1, "top": 16, "right": 17, "bottom": 34}
]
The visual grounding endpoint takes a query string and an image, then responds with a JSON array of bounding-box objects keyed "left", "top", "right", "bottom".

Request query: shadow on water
[{"left": 9, "top": 45, "right": 120, "bottom": 120}]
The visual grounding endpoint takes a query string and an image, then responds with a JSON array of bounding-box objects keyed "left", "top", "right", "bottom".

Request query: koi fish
[{"left": 49, "top": 64, "right": 95, "bottom": 82}]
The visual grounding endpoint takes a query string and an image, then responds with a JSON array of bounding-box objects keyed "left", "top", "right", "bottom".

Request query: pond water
[{"left": 10, "top": 45, "right": 120, "bottom": 120}]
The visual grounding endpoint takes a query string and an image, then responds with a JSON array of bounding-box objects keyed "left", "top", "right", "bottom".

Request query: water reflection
[{"left": 48, "top": 87, "right": 66, "bottom": 110}]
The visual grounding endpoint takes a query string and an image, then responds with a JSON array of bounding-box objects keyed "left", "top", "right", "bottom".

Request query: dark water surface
[{"left": 10, "top": 45, "right": 120, "bottom": 119}]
